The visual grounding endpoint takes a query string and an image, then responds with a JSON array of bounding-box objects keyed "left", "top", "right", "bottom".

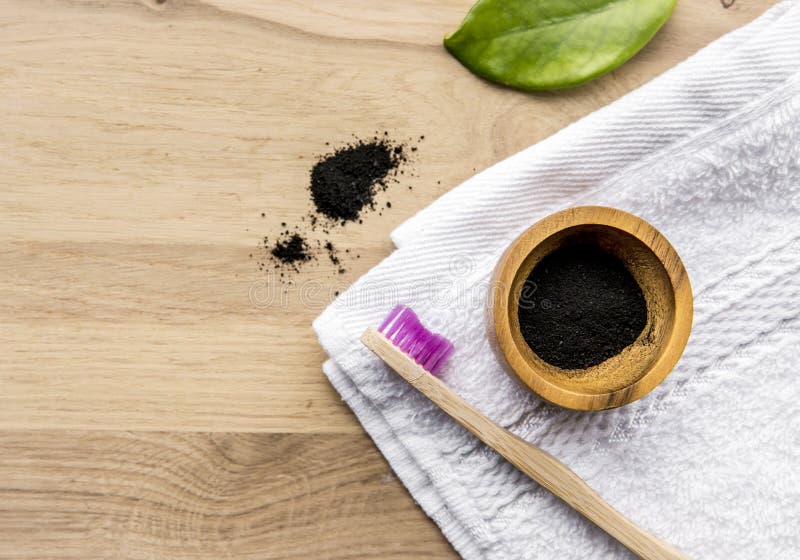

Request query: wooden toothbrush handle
[{"left": 362, "top": 328, "right": 688, "bottom": 560}]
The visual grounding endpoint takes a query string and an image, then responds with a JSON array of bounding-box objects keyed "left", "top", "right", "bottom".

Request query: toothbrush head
[{"left": 377, "top": 305, "right": 455, "bottom": 375}]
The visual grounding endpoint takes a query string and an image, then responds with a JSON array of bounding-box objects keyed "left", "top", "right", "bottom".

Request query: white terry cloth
[{"left": 313, "top": 2, "right": 800, "bottom": 558}]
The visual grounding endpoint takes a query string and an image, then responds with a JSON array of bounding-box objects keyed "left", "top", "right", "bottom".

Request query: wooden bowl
[{"left": 489, "top": 206, "right": 693, "bottom": 411}]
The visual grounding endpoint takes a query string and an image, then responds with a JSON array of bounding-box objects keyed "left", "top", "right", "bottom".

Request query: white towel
[{"left": 313, "top": 2, "right": 800, "bottom": 558}]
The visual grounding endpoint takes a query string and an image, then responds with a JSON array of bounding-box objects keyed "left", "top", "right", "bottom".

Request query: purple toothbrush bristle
[
  {"left": 378, "top": 304, "right": 403, "bottom": 333},
  {"left": 377, "top": 305, "right": 455, "bottom": 375}
]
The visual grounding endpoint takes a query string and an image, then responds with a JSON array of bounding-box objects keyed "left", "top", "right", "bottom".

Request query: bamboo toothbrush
[{"left": 361, "top": 305, "right": 688, "bottom": 560}]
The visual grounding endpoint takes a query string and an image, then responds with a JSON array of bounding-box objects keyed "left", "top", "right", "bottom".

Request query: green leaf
[{"left": 444, "top": 0, "right": 676, "bottom": 91}]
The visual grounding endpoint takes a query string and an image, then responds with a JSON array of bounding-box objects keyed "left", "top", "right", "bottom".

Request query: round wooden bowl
[{"left": 489, "top": 206, "right": 693, "bottom": 411}]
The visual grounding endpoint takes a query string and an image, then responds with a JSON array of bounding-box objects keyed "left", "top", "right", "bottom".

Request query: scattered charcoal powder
[
  {"left": 254, "top": 132, "right": 422, "bottom": 281},
  {"left": 517, "top": 244, "right": 647, "bottom": 370},
  {"left": 324, "top": 241, "right": 340, "bottom": 265},
  {"left": 270, "top": 233, "right": 310, "bottom": 265},
  {"left": 309, "top": 138, "right": 405, "bottom": 222}
]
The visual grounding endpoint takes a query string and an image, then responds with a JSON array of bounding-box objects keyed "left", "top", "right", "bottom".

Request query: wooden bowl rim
[{"left": 492, "top": 206, "right": 693, "bottom": 411}]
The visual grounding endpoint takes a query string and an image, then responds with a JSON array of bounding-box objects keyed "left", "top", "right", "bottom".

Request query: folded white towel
[{"left": 314, "top": 2, "right": 800, "bottom": 557}]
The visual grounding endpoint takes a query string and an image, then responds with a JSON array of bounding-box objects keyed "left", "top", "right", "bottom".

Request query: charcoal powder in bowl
[{"left": 517, "top": 245, "right": 647, "bottom": 370}]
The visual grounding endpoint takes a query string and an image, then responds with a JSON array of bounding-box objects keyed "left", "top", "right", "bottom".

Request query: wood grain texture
[
  {"left": 0, "top": 0, "right": 780, "bottom": 558},
  {"left": 0, "top": 431, "right": 455, "bottom": 559}
]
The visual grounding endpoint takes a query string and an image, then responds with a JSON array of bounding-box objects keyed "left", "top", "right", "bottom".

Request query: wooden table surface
[{"left": 0, "top": 1, "right": 780, "bottom": 558}]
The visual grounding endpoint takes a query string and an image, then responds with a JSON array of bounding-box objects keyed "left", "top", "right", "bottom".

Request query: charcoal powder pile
[
  {"left": 271, "top": 233, "right": 310, "bottom": 265},
  {"left": 309, "top": 136, "right": 406, "bottom": 222}
]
